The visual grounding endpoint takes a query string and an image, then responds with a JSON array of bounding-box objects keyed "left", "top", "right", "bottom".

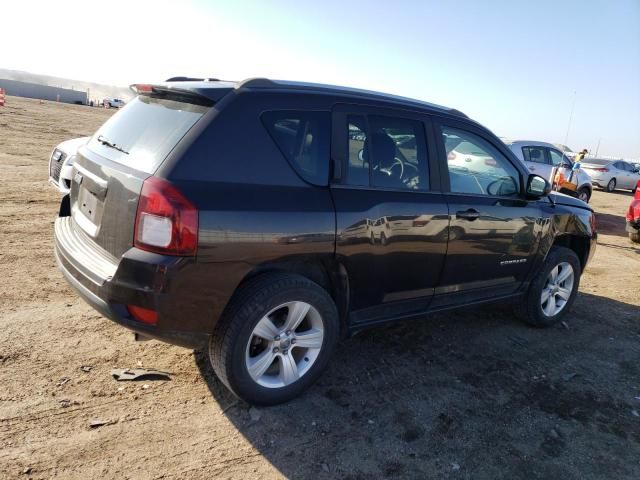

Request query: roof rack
[{"left": 235, "top": 77, "right": 467, "bottom": 118}]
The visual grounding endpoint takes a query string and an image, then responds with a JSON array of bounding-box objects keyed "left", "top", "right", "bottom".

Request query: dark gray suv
[{"left": 54, "top": 78, "right": 596, "bottom": 404}]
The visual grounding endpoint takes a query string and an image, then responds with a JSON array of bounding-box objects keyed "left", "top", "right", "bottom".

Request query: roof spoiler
[
  {"left": 129, "top": 84, "right": 215, "bottom": 106},
  {"left": 165, "top": 76, "right": 220, "bottom": 82}
]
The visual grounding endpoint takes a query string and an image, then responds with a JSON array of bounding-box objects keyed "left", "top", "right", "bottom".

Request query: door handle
[{"left": 456, "top": 209, "right": 480, "bottom": 221}]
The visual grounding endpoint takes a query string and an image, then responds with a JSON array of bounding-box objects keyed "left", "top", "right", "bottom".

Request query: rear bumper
[{"left": 54, "top": 217, "right": 212, "bottom": 349}]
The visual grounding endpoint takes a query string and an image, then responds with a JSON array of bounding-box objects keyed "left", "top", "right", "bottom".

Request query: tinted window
[
  {"left": 343, "top": 114, "right": 428, "bottom": 191},
  {"left": 368, "top": 116, "right": 428, "bottom": 190},
  {"left": 262, "top": 111, "right": 330, "bottom": 186},
  {"left": 522, "top": 146, "right": 548, "bottom": 164},
  {"left": 443, "top": 127, "right": 520, "bottom": 197},
  {"left": 87, "top": 96, "right": 209, "bottom": 173},
  {"left": 346, "top": 115, "right": 369, "bottom": 186}
]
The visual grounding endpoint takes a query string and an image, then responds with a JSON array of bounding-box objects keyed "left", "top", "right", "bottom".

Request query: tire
[
  {"left": 209, "top": 272, "right": 339, "bottom": 405},
  {"left": 630, "top": 232, "right": 640, "bottom": 243},
  {"left": 515, "top": 246, "right": 581, "bottom": 327},
  {"left": 577, "top": 187, "right": 591, "bottom": 203},
  {"left": 606, "top": 178, "right": 616, "bottom": 192}
]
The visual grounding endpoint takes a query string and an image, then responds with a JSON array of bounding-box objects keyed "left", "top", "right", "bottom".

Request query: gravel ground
[{"left": 1, "top": 96, "right": 639, "bottom": 479}]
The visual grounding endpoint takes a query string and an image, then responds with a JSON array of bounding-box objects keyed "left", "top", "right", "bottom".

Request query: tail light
[
  {"left": 484, "top": 158, "right": 497, "bottom": 167},
  {"left": 447, "top": 152, "right": 456, "bottom": 161},
  {"left": 134, "top": 177, "right": 198, "bottom": 256},
  {"left": 127, "top": 305, "right": 158, "bottom": 325},
  {"left": 593, "top": 167, "right": 609, "bottom": 172}
]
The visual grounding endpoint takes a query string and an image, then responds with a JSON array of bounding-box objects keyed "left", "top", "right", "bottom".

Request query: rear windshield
[{"left": 87, "top": 96, "right": 209, "bottom": 173}]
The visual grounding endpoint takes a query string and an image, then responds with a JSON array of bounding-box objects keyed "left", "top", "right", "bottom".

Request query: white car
[
  {"left": 48, "top": 136, "right": 89, "bottom": 194},
  {"left": 103, "top": 98, "right": 126, "bottom": 108},
  {"left": 580, "top": 159, "right": 640, "bottom": 193},
  {"left": 505, "top": 140, "right": 593, "bottom": 202}
]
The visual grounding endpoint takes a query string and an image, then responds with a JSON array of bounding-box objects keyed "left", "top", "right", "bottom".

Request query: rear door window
[
  {"left": 262, "top": 111, "right": 331, "bottom": 186},
  {"left": 522, "top": 146, "right": 549, "bottom": 164},
  {"left": 87, "top": 96, "right": 209, "bottom": 174},
  {"left": 341, "top": 113, "right": 429, "bottom": 191}
]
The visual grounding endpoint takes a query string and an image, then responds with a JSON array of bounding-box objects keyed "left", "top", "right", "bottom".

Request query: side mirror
[{"left": 526, "top": 174, "right": 551, "bottom": 199}]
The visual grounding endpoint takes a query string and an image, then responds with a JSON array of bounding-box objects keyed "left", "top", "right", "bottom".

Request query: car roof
[
  {"left": 151, "top": 77, "right": 468, "bottom": 118},
  {"left": 506, "top": 140, "right": 558, "bottom": 149}
]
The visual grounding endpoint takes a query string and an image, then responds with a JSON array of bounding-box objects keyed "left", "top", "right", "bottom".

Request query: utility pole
[
  {"left": 563, "top": 91, "right": 576, "bottom": 146},
  {"left": 595, "top": 138, "right": 601, "bottom": 157}
]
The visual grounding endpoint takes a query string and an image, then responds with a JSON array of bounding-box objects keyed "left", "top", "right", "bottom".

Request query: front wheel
[
  {"left": 630, "top": 231, "right": 640, "bottom": 243},
  {"left": 577, "top": 187, "right": 591, "bottom": 203},
  {"left": 515, "top": 246, "right": 581, "bottom": 327},
  {"left": 606, "top": 178, "right": 616, "bottom": 192},
  {"left": 209, "top": 273, "right": 339, "bottom": 405}
]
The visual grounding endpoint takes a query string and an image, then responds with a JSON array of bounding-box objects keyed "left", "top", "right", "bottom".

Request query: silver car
[
  {"left": 48, "top": 136, "right": 89, "bottom": 194},
  {"left": 580, "top": 159, "right": 640, "bottom": 193},
  {"left": 505, "top": 140, "right": 593, "bottom": 202}
]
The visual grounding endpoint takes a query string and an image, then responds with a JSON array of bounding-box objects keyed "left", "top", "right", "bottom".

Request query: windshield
[{"left": 87, "top": 96, "right": 209, "bottom": 173}]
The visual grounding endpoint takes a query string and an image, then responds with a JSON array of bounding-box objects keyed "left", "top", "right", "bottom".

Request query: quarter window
[
  {"left": 443, "top": 127, "right": 520, "bottom": 197},
  {"left": 262, "top": 111, "right": 330, "bottom": 186}
]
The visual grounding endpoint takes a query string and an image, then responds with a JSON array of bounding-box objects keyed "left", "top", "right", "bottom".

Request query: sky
[{"left": 2, "top": 0, "right": 639, "bottom": 159}]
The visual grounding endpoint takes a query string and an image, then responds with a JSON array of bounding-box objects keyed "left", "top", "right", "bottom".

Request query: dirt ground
[{"left": 1, "top": 96, "right": 639, "bottom": 479}]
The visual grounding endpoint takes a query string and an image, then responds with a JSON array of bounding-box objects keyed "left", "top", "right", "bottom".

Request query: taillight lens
[
  {"left": 134, "top": 177, "right": 198, "bottom": 256},
  {"left": 594, "top": 167, "right": 609, "bottom": 172},
  {"left": 127, "top": 305, "right": 158, "bottom": 325},
  {"left": 447, "top": 151, "right": 456, "bottom": 161},
  {"left": 484, "top": 158, "right": 497, "bottom": 167}
]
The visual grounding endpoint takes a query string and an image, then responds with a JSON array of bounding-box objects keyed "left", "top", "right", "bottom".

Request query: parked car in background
[
  {"left": 505, "top": 140, "right": 593, "bottom": 202},
  {"left": 580, "top": 159, "right": 640, "bottom": 193},
  {"left": 53, "top": 78, "right": 596, "bottom": 405},
  {"left": 626, "top": 180, "right": 640, "bottom": 243},
  {"left": 102, "top": 98, "right": 125, "bottom": 108},
  {"left": 48, "top": 137, "right": 90, "bottom": 194}
]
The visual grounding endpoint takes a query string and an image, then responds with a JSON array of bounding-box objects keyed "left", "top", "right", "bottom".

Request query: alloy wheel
[
  {"left": 540, "top": 262, "right": 574, "bottom": 317},
  {"left": 245, "top": 301, "right": 324, "bottom": 388}
]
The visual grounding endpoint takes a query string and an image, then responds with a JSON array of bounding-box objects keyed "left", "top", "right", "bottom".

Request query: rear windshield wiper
[{"left": 97, "top": 135, "right": 129, "bottom": 155}]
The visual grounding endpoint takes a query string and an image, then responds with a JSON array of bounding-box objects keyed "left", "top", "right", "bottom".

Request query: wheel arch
[
  {"left": 551, "top": 234, "right": 590, "bottom": 271},
  {"left": 229, "top": 256, "right": 350, "bottom": 337}
]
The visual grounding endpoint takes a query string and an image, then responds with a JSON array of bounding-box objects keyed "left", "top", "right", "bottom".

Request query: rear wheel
[
  {"left": 630, "top": 231, "right": 640, "bottom": 243},
  {"left": 515, "top": 246, "right": 581, "bottom": 327},
  {"left": 606, "top": 178, "right": 616, "bottom": 192},
  {"left": 209, "top": 273, "right": 339, "bottom": 405}
]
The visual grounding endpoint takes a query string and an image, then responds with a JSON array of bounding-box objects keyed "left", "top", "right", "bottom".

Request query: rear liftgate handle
[{"left": 456, "top": 208, "right": 480, "bottom": 221}]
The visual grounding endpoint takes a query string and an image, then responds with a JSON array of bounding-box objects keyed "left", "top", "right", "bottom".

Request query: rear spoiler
[{"left": 129, "top": 84, "right": 216, "bottom": 107}]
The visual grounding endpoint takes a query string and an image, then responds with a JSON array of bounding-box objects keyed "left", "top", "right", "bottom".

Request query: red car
[{"left": 627, "top": 180, "right": 640, "bottom": 243}]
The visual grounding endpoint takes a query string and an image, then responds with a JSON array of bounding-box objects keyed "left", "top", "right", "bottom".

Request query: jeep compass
[{"left": 54, "top": 78, "right": 596, "bottom": 405}]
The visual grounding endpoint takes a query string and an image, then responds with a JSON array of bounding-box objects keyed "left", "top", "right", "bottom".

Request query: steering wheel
[{"left": 380, "top": 157, "right": 405, "bottom": 178}]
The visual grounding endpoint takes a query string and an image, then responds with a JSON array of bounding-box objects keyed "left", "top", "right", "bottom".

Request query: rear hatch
[{"left": 69, "top": 86, "right": 220, "bottom": 258}]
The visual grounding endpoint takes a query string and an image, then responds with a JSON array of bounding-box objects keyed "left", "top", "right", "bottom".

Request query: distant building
[{"left": 0, "top": 78, "right": 87, "bottom": 104}]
